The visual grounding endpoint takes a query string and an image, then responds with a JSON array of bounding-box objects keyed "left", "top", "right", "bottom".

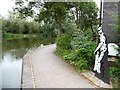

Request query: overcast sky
[
  {"left": 0, "top": 0, "right": 100, "bottom": 19},
  {"left": 0, "top": 0, "right": 15, "bottom": 18}
]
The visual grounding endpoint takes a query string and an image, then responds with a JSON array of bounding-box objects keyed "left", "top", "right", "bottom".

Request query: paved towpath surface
[{"left": 22, "top": 44, "right": 95, "bottom": 88}]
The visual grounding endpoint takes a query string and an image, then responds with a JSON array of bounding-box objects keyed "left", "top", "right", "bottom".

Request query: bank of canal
[{"left": 1, "top": 37, "right": 55, "bottom": 88}]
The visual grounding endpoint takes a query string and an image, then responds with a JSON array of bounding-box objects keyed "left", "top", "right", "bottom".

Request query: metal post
[{"left": 99, "top": 0, "right": 102, "bottom": 27}]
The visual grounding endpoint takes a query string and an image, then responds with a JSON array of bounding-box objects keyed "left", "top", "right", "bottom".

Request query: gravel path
[{"left": 22, "top": 44, "right": 95, "bottom": 88}]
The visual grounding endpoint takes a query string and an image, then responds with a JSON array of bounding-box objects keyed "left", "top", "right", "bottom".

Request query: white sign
[{"left": 108, "top": 43, "right": 120, "bottom": 57}]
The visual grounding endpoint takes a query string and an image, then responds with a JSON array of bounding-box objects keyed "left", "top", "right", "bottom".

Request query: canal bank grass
[{"left": 3, "top": 33, "right": 40, "bottom": 40}]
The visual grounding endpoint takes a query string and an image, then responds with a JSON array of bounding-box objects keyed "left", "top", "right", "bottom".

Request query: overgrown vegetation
[
  {"left": 56, "top": 29, "right": 96, "bottom": 72},
  {"left": 1, "top": 0, "right": 119, "bottom": 88},
  {"left": 3, "top": 0, "right": 98, "bottom": 80},
  {"left": 2, "top": 18, "right": 57, "bottom": 39},
  {"left": 110, "top": 57, "right": 120, "bottom": 88}
]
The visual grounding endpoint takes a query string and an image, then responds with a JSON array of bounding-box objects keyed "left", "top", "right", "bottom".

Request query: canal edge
[
  {"left": 21, "top": 50, "right": 36, "bottom": 88},
  {"left": 29, "top": 57, "right": 36, "bottom": 88}
]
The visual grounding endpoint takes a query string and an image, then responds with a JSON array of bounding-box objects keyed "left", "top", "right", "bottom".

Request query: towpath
[{"left": 22, "top": 44, "right": 95, "bottom": 88}]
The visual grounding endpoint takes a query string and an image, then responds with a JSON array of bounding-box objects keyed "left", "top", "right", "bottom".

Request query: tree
[
  {"left": 14, "top": 1, "right": 72, "bottom": 36},
  {"left": 70, "top": 2, "right": 98, "bottom": 30},
  {"left": 14, "top": 1, "right": 36, "bottom": 19},
  {"left": 35, "top": 2, "right": 72, "bottom": 36},
  {"left": 14, "top": 1, "right": 98, "bottom": 37}
]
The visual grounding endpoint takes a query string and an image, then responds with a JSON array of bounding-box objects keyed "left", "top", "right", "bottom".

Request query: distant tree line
[{"left": 2, "top": 18, "right": 56, "bottom": 38}]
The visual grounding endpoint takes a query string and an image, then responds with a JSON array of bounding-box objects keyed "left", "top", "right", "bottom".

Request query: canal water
[{"left": 0, "top": 37, "right": 55, "bottom": 88}]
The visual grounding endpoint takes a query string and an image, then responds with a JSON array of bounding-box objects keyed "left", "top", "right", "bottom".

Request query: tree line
[
  {"left": 2, "top": 17, "right": 56, "bottom": 38},
  {"left": 14, "top": 1, "right": 99, "bottom": 37}
]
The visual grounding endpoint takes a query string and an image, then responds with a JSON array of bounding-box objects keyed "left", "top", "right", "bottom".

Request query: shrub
[
  {"left": 56, "top": 34, "right": 72, "bottom": 51},
  {"left": 67, "top": 31, "right": 96, "bottom": 71},
  {"left": 110, "top": 58, "right": 120, "bottom": 88},
  {"left": 110, "top": 67, "right": 120, "bottom": 88},
  {"left": 56, "top": 31, "right": 96, "bottom": 72},
  {"left": 56, "top": 34, "right": 72, "bottom": 59}
]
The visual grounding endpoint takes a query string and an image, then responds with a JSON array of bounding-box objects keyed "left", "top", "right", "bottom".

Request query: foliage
[
  {"left": 65, "top": 31, "right": 96, "bottom": 71},
  {"left": 2, "top": 18, "right": 57, "bottom": 38},
  {"left": 14, "top": 1, "right": 98, "bottom": 37},
  {"left": 15, "top": 1, "right": 72, "bottom": 35},
  {"left": 61, "top": 19, "right": 77, "bottom": 35},
  {"left": 42, "top": 19, "right": 56, "bottom": 38},
  {"left": 56, "top": 30, "right": 96, "bottom": 72},
  {"left": 110, "top": 61, "right": 120, "bottom": 88},
  {"left": 109, "top": 54, "right": 120, "bottom": 88},
  {"left": 110, "top": 67, "right": 120, "bottom": 78},
  {"left": 3, "top": 33, "right": 39, "bottom": 40},
  {"left": 70, "top": 2, "right": 98, "bottom": 31},
  {"left": 14, "top": 1, "right": 36, "bottom": 19},
  {"left": 3, "top": 0, "right": 98, "bottom": 72},
  {"left": 53, "top": 1, "right": 98, "bottom": 72},
  {"left": 56, "top": 34, "right": 72, "bottom": 55}
]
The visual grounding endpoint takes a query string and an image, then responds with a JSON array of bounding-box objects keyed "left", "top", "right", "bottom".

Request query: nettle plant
[{"left": 64, "top": 31, "right": 96, "bottom": 71}]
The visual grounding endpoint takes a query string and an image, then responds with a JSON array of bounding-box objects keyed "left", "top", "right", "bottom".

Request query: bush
[
  {"left": 56, "top": 31, "right": 96, "bottom": 72},
  {"left": 110, "top": 67, "right": 120, "bottom": 88},
  {"left": 56, "top": 34, "right": 72, "bottom": 51},
  {"left": 56, "top": 34, "right": 72, "bottom": 60},
  {"left": 110, "top": 58, "right": 120, "bottom": 88},
  {"left": 65, "top": 31, "right": 96, "bottom": 71}
]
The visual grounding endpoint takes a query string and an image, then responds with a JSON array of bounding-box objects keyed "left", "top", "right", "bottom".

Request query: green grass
[{"left": 3, "top": 33, "right": 40, "bottom": 40}]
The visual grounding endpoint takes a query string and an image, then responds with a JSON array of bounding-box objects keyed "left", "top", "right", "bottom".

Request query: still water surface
[{"left": 0, "top": 37, "right": 55, "bottom": 88}]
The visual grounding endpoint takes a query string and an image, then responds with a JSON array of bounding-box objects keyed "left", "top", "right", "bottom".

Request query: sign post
[
  {"left": 94, "top": 27, "right": 110, "bottom": 84},
  {"left": 93, "top": 0, "right": 110, "bottom": 84}
]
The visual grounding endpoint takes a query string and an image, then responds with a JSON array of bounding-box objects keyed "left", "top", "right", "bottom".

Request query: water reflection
[
  {"left": 1, "top": 37, "right": 55, "bottom": 88},
  {"left": 1, "top": 54, "right": 22, "bottom": 88}
]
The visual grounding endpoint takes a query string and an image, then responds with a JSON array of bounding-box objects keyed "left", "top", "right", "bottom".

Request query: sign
[
  {"left": 108, "top": 43, "right": 120, "bottom": 57},
  {"left": 94, "top": 27, "right": 110, "bottom": 84}
]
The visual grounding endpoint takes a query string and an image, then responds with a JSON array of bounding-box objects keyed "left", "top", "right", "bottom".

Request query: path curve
[{"left": 22, "top": 44, "right": 95, "bottom": 88}]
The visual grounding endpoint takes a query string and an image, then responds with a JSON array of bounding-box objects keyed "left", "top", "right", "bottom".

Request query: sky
[
  {"left": 0, "top": 0, "right": 100, "bottom": 19},
  {"left": 0, "top": 0, "right": 15, "bottom": 18}
]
